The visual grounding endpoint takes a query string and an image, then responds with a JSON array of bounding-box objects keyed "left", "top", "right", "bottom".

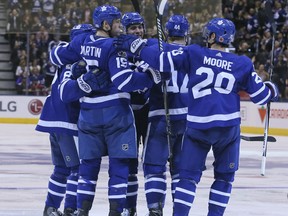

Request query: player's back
[
  {"left": 185, "top": 44, "right": 260, "bottom": 129},
  {"left": 149, "top": 42, "right": 188, "bottom": 121},
  {"left": 36, "top": 65, "right": 79, "bottom": 136}
]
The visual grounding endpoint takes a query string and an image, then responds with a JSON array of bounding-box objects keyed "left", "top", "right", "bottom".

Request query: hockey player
[
  {"left": 36, "top": 24, "right": 100, "bottom": 216},
  {"left": 141, "top": 15, "right": 189, "bottom": 216},
  {"left": 121, "top": 11, "right": 157, "bottom": 216},
  {"left": 114, "top": 17, "right": 279, "bottom": 216},
  {"left": 50, "top": 5, "right": 163, "bottom": 216}
]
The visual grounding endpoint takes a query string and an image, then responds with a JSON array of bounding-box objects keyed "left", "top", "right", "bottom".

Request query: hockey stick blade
[{"left": 241, "top": 135, "right": 276, "bottom": 142}]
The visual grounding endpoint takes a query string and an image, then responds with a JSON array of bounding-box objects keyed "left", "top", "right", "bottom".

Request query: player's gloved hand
[
  {"left": 114, "top": 34, "right": 147, "bottom": 55},
  {"left": 145, "top": 67, "right": 162, "bottom": 84},
  {"left": 71, "top": 60, "right": 87, "bottom": 79},
  {"left": 77, "top": 69, "right": 110, "bottom": 93},
  {"left": 264, "top": 81, "right": 279, "bottom": 102}
]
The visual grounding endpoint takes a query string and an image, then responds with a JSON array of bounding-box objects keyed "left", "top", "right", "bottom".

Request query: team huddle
[{"left": 36, "top": 4, "right": 279, "bottom": 216}]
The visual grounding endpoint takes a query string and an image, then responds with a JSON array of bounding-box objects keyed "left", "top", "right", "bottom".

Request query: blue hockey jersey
[
  {"left": 128, "top": 38, "right": 158, "bottom": 110},
  {"left": 139, "top": 44, "right": 274, "bottom": 129},
  {"left": 148, "top": 42, "right": 188, "bottom": 121},
  {"left": 35, "top": 65, "right": 80, "bottom": 136},
  {"left": 51, "top": 34, "right": 155, "bottom": 109}
]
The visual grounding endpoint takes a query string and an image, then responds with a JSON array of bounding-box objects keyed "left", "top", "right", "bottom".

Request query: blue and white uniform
[
  {"left": 36, "top": 65, "right": 80, "bottom": 212},
  {"left": 50, "top": 5, "right": 157, "bottom": 214},
  {"left": 135, "top": 19, "right": 277, "bottom": 215},
  {"left": 39, "top": 23, "right": 96, "bottom": 215},
  {"left": 141, "top": 44, "right": 273, "bottom": 127},
  {"left": 142, "top": 41, "right": 188, "bottom": 210}
]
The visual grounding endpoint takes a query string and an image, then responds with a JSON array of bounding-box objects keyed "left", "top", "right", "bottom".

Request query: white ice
[{"left": 0, "top": 124, "right": 287, "bottom": 215}]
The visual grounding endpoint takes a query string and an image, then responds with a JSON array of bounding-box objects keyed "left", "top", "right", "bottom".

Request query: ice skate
[{"left": 43, "top": 206, "right": 63, "bottom": 216}]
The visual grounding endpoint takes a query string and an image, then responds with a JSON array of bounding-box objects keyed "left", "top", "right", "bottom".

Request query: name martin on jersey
[
  {"left": 203, "top": 56, "right": 233, "bottom": 71},
  {"left": 80, "top": 45, "right": 102, "bottom": 57}
]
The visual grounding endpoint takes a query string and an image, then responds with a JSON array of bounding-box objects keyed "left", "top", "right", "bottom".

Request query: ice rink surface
[{"left": 0, "top": 123, "right": 287, "bottom": 216}]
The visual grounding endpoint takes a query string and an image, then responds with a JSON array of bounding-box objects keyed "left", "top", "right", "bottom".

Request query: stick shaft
[
  {"left": 261, "top": 0, "right": 275, "bottom": 176},
  {"left": 153, "top": 0, "right": 173, "bottom": 167}
]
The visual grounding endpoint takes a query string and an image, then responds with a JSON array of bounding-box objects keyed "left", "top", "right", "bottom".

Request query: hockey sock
[
  {"left": 124, "top": 174, "right": 138, "bottom": 209},
  {"left": 45, "top": 166, "right": 70, "bottom": 208},
  {"left": 77, "top": 159, "right": 101, "bottom": 210},
  {"left": 144, "top": 173, "right": 167, "bottom": 209},
  {"left": 207, "top": 180, "right": 232, "bottom": 216},
  {"left": 171, "top": 173, "right": 179, "bottom": 201},
  {"left": 64, "top": 166, "right": 79, "bottom": 210},
  {"left": 108, "top": 158, "right": 130, "bottom": 213},
  {"left": 173, "top": 178, "right": 197, "bottom": 216}
]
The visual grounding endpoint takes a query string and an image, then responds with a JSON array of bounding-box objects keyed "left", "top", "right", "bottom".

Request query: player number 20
[{"left": 192, "top": 66, "right": 235, "bottom": 99}]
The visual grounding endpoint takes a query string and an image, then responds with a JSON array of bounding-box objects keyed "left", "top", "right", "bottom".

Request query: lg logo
[{"left": 28, "top": 99, "right": 43, "bottom": 115}]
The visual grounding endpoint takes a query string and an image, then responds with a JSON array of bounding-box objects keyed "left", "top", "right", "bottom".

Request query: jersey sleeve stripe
[
  {"left": 249, "top": 84, "right": 265, "bottom": 98},
  {"left": 167, "top": 52, "right": 175, "bottom": 71},
  {"left": 118, "top": 74, "right": 133, "bottom": 90},
  {"left": 160, "top": 52, "right": 164, "bottom": 72},
  {"left": 52, "top": 46, "right": 64, "bottom": 65},
  {"left": 111, "top": 69, "right": 131, "bottom": 81},
  {"left": 255, "top": 91, "right": 271, "bottom": 105},
  {"left": 59, "top": 79, "right": 69, "bottom": 101}
]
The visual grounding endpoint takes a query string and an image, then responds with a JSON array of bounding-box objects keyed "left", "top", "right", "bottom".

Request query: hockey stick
[
  {"left": 240, "top": 135, "right": 276, "bottom": 142},
  {"left": 261, "top": 0, "right": 277, "bottom": 176},
  {"left": 152, "top": 0, "right": 173, "bottom": 169},
  {"left": 130, "top": 0, "right": 141, "bottom": 13}
]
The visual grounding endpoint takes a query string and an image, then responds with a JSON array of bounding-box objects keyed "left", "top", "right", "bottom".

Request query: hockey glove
[
  {"left": 145, "top": 67, "right": 162, "bottom": 84},
  {"left": 77, "top": 69, "right": 110, "bottom": 93},
  {"left": 135, "top": 61, "right": 171, "bottom": 83},
  {"left": 71, "top": 60, "right": 87, "bottom": 79},
  {"left": 114, "top": 34, "right": 147, "bottom": 55},
  {"left": 264, "top": 81, "right": 279, "bottom": 102}
]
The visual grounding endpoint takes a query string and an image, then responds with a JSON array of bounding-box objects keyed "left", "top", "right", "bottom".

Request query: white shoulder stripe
[{"left": 160, "top": 52, "right": 164, "bottom": 72}]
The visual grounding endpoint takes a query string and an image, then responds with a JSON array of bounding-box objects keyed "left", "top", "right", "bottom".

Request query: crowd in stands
[
  {"left": 5, "top": 0, "right": 288, "bottom": 101},
  {"left": 222, "top": 0, "right": 288, "bottom": 101}
]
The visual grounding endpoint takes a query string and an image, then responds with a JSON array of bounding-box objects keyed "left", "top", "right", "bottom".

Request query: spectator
[
  {"left": 31, "top": 0, "right": 42, "bottom": 15},
  {"left": 45, "top": 11, "right": 57, "bottom": 32},
  {"left": 6, "top": 8, "right": 22, "bottom": 48},
  {"left": 15, "top": 59, "right": 29, "bottom": 80},
  {"left": 29, "top": 65, "right": 46, "bottom": 95},
  {"left": 257, "top": 64, "right": 269, "bottom": 82},
  {"left": 42, "top": 0, "right": 55, "bottom": 16},
  {"left": 42, "top": 60, "right": 57, "bottom": 88},
  {"left": 273, "top": 54, "right": 288, "bottom": 98},
  {"left": 16, "top": 71, "right": 30, "bottom": 95}
]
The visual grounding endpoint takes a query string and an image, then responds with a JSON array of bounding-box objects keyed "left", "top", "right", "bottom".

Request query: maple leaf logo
[{"left": 258, "top": 106, "right": 266, "bottom": 123}]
